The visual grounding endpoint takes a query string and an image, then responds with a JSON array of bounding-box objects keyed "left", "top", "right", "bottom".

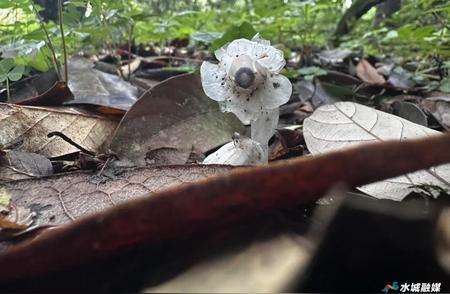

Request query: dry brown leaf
[
  {"left": 356, "top": 59, "right": 386, "bottom": 85},
  {"left": 0, "top": 218, "right": 27, "bottom": 231},
  {"left": 0, "top": 150, "right": 53, "bottom": 183},
  {"left": 110, "top": 73, "right": 245, "bottom": 166},
  {"left": 1, "top": 165, "right": 233, "bottom": 227},
  {"left": 0, "top": 103, "right": 118, "bottom": 157}
]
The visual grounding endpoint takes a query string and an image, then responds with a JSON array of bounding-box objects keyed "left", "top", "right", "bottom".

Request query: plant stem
[
  {"left": 127, "top": 23, "right": 135, "bottom": 81},
  {"left": 6, "top": 79, "right": 10, "bottom": 103},
  {"left": 30, "top": 1, "right": 62, "bottom": 81},
  {"left": 58, "top": 0, "right": 68, "bottom": 83}
]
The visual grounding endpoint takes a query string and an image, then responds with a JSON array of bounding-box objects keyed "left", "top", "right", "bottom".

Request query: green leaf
[
  {"left": 298, "top": 66, "right": 327, "bottom": 77},
  {"left": 439, "top": 79, "right": 450, "bottom": 93},
  {"left": 210, "top": 21, "right": 257, "bottom": 52},
  {"left": 383, "top": 30, "right": 398, "bottom": 42},
  {"left": 0, "top": 74, "right": 8, "bottom": 83},
  {"left": 191, "top": 31, "right": 222, "bottom": 44},
  {"left": 0, "top": 58, "right": 15, "bottom": 75},
  {"left": 0, "top": 0, "right": 15, "bottom": 8},
  {"left": 7, "top": 65, "right": 25, "bottom": 82},
  {"left": 281, "top": 68, "right": 300, "bottom": 79},
  {"left": 443, "top": 61, "right": 450, "bottom": 70}
]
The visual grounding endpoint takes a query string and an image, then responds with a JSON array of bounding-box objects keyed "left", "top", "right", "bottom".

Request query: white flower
[
  {"left": 203, "top": 133, "right": 264, "bottom": 166},
  {"left": 200, "top": 34, "right": 292, "bottom": 125}
]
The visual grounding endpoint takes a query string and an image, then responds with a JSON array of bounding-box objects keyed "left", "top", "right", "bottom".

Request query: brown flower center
[{"left": 235, "top": 67, "right": 255, "bottom": 89}]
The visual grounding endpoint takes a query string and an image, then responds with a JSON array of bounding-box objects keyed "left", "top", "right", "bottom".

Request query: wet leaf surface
[{"left": 65, "top": 56, "right": 139, "bottom": 111}]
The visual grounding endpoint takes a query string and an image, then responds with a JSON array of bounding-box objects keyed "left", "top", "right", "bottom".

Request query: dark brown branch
[
  {"left": 333, "top": 0, "right": 388, "bottom": 46},
  {"left": 1, "top": 133, "right": 450, "bottom": 281}
]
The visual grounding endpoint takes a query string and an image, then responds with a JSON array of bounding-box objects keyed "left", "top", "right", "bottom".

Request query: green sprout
[{"left": 0, "top": 58, "right": 25, "bottom": 103}]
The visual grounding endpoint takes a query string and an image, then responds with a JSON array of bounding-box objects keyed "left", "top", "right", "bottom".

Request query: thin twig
[
  {"left": 47, "top": 131, "right": 95, "bottom": 156},
  {"left": 127, "top": 23, "right": 135, "bottom": 81},
  {"left": 30, "top": 1, "right": 62, "bottom": 81},
  {"left": 58, "top": 0, "right": 68, "bottom": 83}
]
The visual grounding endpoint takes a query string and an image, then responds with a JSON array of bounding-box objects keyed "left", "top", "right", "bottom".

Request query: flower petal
[
  {"left": 251, "top": 33, "right": 271, "bottom": 46},
  {"left": 226, "top": 39, "right": 257, "bottom": 58},
  {"left": 255, "top": 46, "right": 285, "bottom": 73},
  {"left": 251, "top": 108, "right": 279, "bottom": 146},
  {"left": 227, "top": 38, "right": 285, "bottom": 73},
  {"left": 220, "top": 89, "right": 264, "bottom": 124},
  {"left": 214, "top": 45, "right": 227, "bottom": 61},
  {"left": 200, "top": 62, "right": 229, "bottom": 101},
  {"left": 203, "top": 137, "right": 264, "bottom": 165},
  {"left": 254, "top": 74, "right": 292, "bottom": 109}
]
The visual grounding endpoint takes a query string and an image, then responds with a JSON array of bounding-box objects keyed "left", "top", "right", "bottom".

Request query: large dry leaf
[
  {"left": 1, "top": 165, "right": 232, "bottom": 227},
  {"left": 109, "top": 73, "right": 245, "bottom": 166},
  {"left": 0, "top": 103, "right": 117, "bottom": 157},
  {"left": 303, "top": 102, "right": 450, "bottom": 200}
]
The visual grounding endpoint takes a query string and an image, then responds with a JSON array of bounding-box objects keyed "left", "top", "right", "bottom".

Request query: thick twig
[{"left": 0, "top": 133, "right": 450, "bottom": 281}]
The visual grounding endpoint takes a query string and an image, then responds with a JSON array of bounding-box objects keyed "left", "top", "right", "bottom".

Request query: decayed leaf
[
  {"left": 356, "top": 59, "right": 386, "bottom": 85},
  {"left": 421, "top": 97, "right": 450, "bottom": 130},
  {"left": 0, "top": 150, "right": 53, "bottom": 183},
  {"left": 0, "top": 103, "right": 117, "bottom": 157},
  {"left": 1, "top": 165, "right": 233, "bottom": 227},
  {"left": 109, "top": 73, "right": 245, "bottom": 166},
  {"left": 392, "top": 101, "right": 427, "bottom": 126},
  {"left": 15, "top": 81, "right": 73, "bottom": 106},
  {"left": 303, "top": 102, "right": 450, "bottom": 200},
  {"left": 295, "top": 79, "right": 340, "bottom": 107},
  {"left": 0, "top": 205, "right": 34, "bottom": 231},
  {"left": 0, "top": 189, "right": 11, "bottom": 213}
]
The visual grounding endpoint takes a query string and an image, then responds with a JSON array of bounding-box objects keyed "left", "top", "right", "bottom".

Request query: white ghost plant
[
  {"left": 201, "top": 34, "right": 292, "bottom": 165},
  {"left": 203, "top": 133, "right": 264, "bottom": 166}
]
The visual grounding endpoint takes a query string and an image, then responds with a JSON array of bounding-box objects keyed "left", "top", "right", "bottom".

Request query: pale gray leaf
[{"left": 303, "top": 102, "right": 450, "bottom": 200}]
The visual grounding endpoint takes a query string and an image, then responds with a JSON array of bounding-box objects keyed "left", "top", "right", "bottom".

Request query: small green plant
[
  {"left": 298, "top": 66, "right": 328, "bottom": 81},
  {"left": 0, "top": 58, "right": 25, "bottom": 102}
]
